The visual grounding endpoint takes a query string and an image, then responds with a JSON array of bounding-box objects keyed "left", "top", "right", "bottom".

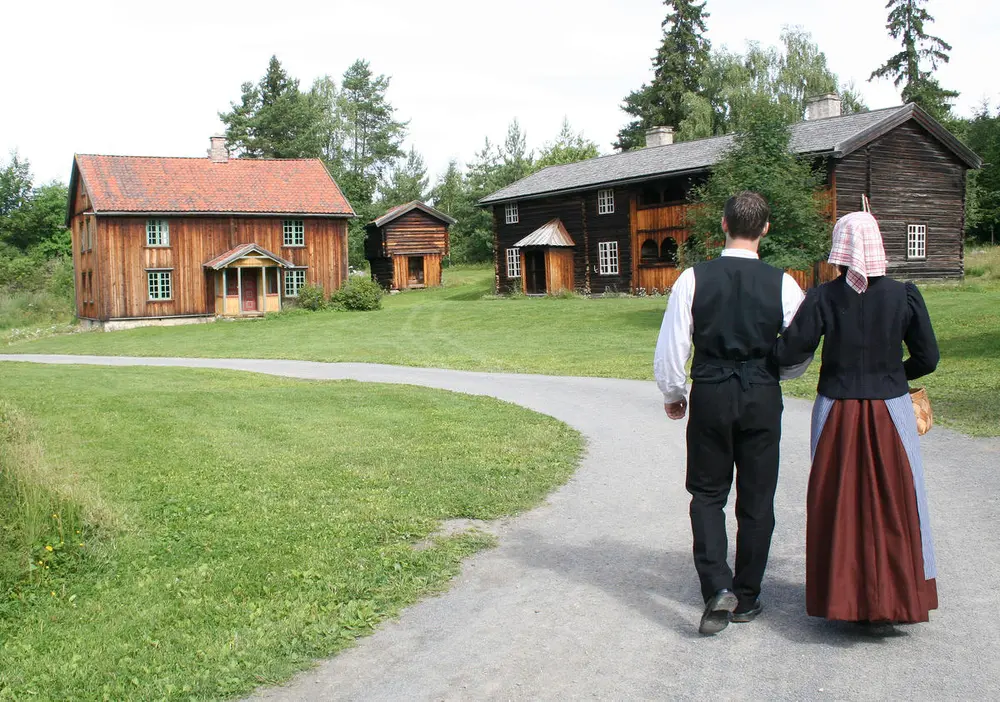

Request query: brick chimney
[
  {"left": 645, "top": 126, "right": 675, "bottom": 148},
  {"left": 804, "top": 93, "right": 842, "bottom": 121},
  {"left": 208, "top": 136, "right": 229, "bottom": 163}
]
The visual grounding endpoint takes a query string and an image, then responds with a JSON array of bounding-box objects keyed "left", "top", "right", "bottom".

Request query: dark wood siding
[
  {"left": 834, "top": 121, "right": 968, "bottom": 280},
  {"left": 94, "top": 216, "right": 347, "bottom": 321},
  {"left": 582, "top": 187, "right": 631, "bottom": 294},
  {"left": 370, "top": 257, "right": 393, "bottom": 289}
]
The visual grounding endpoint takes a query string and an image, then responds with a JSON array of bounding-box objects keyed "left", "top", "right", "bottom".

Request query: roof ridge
[{"left": 76, "top": 154, "right": 325, "bottom": 163}]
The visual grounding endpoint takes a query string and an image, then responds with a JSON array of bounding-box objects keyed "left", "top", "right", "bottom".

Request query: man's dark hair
[{"left": 723, "top": 191, "right": 770, "bottom": 239}]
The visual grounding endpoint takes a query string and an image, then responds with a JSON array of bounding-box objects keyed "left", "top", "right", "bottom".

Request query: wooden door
[
  {"left": 524, "top": 250, "right": 546, "bottom": 295},
  {"left": 242, "top": 270, "right": 258, "bottom": 311},
  {"left": 408, "top": 256, "right": 425, "bottom": 286}
]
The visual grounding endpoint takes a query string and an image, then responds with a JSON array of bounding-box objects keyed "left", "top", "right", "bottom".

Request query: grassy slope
[
  {"left": 8, "top": 258, "right": 1000, "bottom": 435},
  {"left": 0, "top": 365, "right": 581, "bottom": 700}
]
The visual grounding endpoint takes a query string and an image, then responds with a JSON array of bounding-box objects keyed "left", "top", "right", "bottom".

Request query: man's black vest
[{"left": 690, "top": 256, "right": 784, "bottom": 389}]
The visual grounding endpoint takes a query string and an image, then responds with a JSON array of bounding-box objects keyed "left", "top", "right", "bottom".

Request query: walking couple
[{"left": 654, "top": 191, "right": 940, "bottom": 636}]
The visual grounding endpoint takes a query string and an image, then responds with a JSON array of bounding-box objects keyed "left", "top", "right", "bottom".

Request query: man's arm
[
  {"left": 778, "top": 273, "right": 812, "bottom": 381},
  {"left": 654, "top": 268, "right": 696, "bottom": 415}
]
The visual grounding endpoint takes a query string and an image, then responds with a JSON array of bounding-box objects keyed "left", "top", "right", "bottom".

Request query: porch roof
[
  {"left": 203, "top": 243, "right": 295, "bottom": 270},
  {"left": 513, "top": 219, "right": 575, "bottom": 247}
]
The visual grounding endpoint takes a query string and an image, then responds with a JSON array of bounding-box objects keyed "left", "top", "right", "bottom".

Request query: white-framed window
[
  {"left": 283, "top": 219, "right": 305, "bottom": 246},
  {"left": 147, "top": 270, "right": 172, "bottom": 300},
  {"left": 598, "top": 241, "right": 619, "bottom": 275},
  {"left": 907, "top": 224, "right": 926, "bottom": 260},
  {"left": 598, "top": 189, "right": 615, "bottom": 215},
  {"left": 505, "top": 202, "right": 519, "bottom": 225},
  {"left": 146, "top": 219, "right": 169, "bottom": 247},
  {"left": 506, "top": 247, "right": 521, "bottom": 278},
  {"left": 285, "top": 269, "right": 307, "bottom": 297}
]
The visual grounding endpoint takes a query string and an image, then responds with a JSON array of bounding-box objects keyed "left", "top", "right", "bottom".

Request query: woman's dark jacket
[{"left": 775, "top": 275, "right": 939, "bottom": 400}]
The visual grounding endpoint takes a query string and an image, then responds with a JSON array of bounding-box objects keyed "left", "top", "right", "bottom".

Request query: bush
[
  {"left": 332, "top": 276, "right": 383, "bottom": 311},
  {"left": 295, "top": 283, "right": 327, "bottom": 311}
]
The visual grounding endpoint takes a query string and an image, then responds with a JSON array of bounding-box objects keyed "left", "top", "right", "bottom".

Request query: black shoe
[
  {"left": 699, "top": 589, "right": 738, "bottom": 635},
  {"left": 730, "top": 599, "right": 763, "bottom": 623}
]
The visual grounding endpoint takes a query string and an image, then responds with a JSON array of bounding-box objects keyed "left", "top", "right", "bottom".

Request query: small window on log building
[
  {"left": 285, "top": 269, "right": 306, "bottom": 297},
  {"left": 506, "top": 247, "right": 521, "bottom": 278},
  {"left": 147, "top": 270, "right": 172, "bottom": 300},
  {"left": 598, "top": 241, "right": 619, "bottom": 275},
  {"left": 661, "top": 237, "right": 679, "bottom": 266},
  {"left": 640, "top": 239, "right": 659, "bottom": 263},
  {"left": 907, "top": 225, "right": 926, "bottom": 260},
  {"left": 146, "top": 219, "right": 169, "bottom": 247},
  {"left": 598, "top": 189, "right": 615, "bottom": 215},
  {"left": 505, "top": 203, "right": 519, "bottom": 225},
  {"left": 283, "top": 220, "right": 305, "bottom": 247}
]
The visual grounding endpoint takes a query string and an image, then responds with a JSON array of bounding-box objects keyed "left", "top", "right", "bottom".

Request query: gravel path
[{"left": 2, "top": 354, "right": 997, "bottom": 701}]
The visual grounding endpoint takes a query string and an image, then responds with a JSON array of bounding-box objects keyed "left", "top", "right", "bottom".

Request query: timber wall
[{"left": 79, "top": 216, "right": 347, "bottom": 321}]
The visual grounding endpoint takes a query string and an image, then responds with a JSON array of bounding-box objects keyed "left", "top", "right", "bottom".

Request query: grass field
[
  {"left": 0, "top": 365, "right": 581, "bottom": 700},
  {"left": 7, "top": 254, "right": 1000, "bottom": 435}
]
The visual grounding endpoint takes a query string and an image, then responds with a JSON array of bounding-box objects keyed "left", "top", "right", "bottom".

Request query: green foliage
[
  {"left": 962, "top": 104, "right": 1000, "bottom": 244},
  {"left": 294, "top": 283, "right": 327, "bottom": 311},
  {"left": 676, "top": 28, "right": 865, "bottom": 141},
  {"left": 616, "top": 0, "right": 712, "bottom": 150},
  {"left": 535, "top": 118, "right": 601, "bottom": 170},
  {"left": 1, "top": 153, "right": 70, "bottom": 255},
  {"left": 689, "top": 98, "right": 828, "bottom": 269},
  {"left": 869, "top": 0, "right": 958, "bottom": 121},
  {"left": 0, "top": 365, "right": 581, "bottom": 699},
  {"left": 219, "top": 56, "right": 325, "bottom": 158},
  {"left": 332, "top": 275, "right": 383, "bottom": 310},
  {"left": 378, "top": 146, "right": 429, "bottom": 209}
]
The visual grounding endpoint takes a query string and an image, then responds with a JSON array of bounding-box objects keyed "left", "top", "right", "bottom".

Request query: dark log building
[{"left": 481, "top": 97, "right": 981, "bottom": 294}]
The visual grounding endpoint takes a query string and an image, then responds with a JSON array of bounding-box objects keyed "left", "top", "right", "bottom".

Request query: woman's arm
[
  {"left": 903, "top": 282, "right": 940, "bottom": 380},
  {"left": 775, "top": 287, "right": 824, "bottom": 367}
]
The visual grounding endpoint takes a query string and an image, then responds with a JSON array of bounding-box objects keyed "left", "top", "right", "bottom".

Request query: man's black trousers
[{"left": 686, "top": 377, "right": 783, "bottom": 609}]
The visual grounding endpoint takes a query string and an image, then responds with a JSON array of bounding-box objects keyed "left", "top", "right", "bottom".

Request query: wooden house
[
  {"left": 67, "top": 137, "right": 354, "bottom": 328},
  {"left": 480, "top": 98, "right": 982, "bottom": 295},
  {"left": 364, "top": 201, "right": 455, "bottom": 290}
]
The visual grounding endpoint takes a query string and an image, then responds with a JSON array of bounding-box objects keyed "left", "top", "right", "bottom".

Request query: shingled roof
[
  {"left": 69, "top": 155, "right": 355, "bottom": 222},
  {"left": 480, "top": 103, "right": 981, "bottom": 205},
  {"left": 369, "top": 200, "right": 457, "bottom": 228}
]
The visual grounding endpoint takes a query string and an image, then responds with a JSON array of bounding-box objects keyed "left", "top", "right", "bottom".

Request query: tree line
[{"left": 2, "top": 0, "right": 998, "bottom": 298}]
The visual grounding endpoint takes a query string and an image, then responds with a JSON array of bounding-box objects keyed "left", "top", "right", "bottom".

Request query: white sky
[{"left": 2, "top": 0, "right": 996, "bottom": 188}]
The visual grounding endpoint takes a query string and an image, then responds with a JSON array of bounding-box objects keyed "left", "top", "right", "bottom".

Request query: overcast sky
[{"left": 2, "top": 0, "right": 996, "bottom": 188}]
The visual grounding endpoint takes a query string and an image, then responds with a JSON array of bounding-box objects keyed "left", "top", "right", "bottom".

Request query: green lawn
[
  {"left": 0, "top": 365, "right": 581, "bottom": 700},
  {"left": 7, "top": 260, "right": 1000, "bottom": 436}
]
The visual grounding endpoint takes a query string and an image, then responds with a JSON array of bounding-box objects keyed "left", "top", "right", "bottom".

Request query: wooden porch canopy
[
  {"left": 203, "top": 243, "right": 295, "bottom": 270},
  {"left": 513, "top": 218, "right": 575, "bottom": 247}
]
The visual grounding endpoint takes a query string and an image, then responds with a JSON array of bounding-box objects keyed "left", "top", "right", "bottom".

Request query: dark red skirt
[{"left": 807, "top": 399, "right": 938, "bottom": 623}]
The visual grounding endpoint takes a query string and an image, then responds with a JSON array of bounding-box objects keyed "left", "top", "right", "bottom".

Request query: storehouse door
[
  {"left": 242, "top": 270, "right": 258, "bottom": 312},
  {"left": 524, "top": 250, "right": 546, "bottom": 295},
  {"left": 408, "top": 256, "right": 425, "bottom": 286}
]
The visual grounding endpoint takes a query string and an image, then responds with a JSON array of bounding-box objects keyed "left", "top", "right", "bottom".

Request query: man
[{"left": 653, "top": 191, "right": 809, "bottom": 635}]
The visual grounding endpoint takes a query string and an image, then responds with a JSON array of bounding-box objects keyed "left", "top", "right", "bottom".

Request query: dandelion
[
  {"left": 51, "top": 591, "right": 56, "bottom": 597},
  {"left": 79, "top": 543, "right": 84, "bottom": 547},
  {"left": 45, "top": 545, "right": 54, "bottom": 552}
]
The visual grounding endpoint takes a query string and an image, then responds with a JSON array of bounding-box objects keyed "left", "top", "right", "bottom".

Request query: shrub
[
  {"left": 295, "top": 284, "right": 327, "bottom": 311},
  {"left": 332, "top": 276, "right": 383, "bottom": 311}
]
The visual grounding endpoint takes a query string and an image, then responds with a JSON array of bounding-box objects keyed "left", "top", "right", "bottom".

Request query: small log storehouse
[
  {"left": 480, "top": 97, "right": 982, "bottom": 295},
  {"left": 364, "top": 201, "right": 456, "bottom": 290},
  {"left": 67, "top": 137, "right": 354, "bottom": 329}
]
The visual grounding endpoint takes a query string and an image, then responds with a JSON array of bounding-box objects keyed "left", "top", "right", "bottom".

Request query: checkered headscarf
[{"left": 828, "top": 212, "right": 887, "bottom": 294}]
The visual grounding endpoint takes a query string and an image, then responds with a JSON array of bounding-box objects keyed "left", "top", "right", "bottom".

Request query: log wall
[{"left": 834, "top": 121, "right": 968, "bottom": 279}]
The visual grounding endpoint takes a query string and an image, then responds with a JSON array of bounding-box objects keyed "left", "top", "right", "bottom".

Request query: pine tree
[
  {"left": 616, "top": 0, "right": 711, "bottom": 150},
  {"left": 963, "top": 103, "right": 1000, "bottom": 244},
  {"left": 379, "top": 147, "right": 429, "bottom": 208},
  {"left": 535, "top": 119, "right": 601, "bottom": 169},
  {"left": 219, "top": 56, "right": 324, "bottom": 159},
  {"left": 870, "top": 0, "right": 958, "bottom": 121}
]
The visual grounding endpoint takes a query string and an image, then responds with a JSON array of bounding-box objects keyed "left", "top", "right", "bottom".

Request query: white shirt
[{"left": 653, "top": 249, "right": 811, "bottom": 404}]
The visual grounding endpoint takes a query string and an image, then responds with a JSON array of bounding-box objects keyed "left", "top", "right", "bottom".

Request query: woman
[{"left": 776, "top": 211, "right": 939, "bottom": 624}]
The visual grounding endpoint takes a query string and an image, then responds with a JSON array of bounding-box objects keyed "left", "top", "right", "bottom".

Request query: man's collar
[{"left": 720, "top": 248, "right": 760, "bottom": 260}]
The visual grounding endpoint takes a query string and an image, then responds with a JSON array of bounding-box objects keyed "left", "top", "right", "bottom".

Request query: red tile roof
[{"left": 73, "top": 155, "right": 354, "bottom": 216}]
